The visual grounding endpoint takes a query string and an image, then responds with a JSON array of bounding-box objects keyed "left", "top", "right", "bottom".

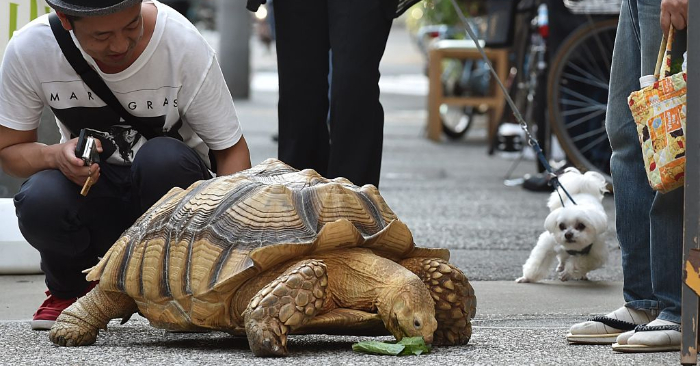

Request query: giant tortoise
[{"left": 49, "top": 158, "right": 476, "bottom": 356}]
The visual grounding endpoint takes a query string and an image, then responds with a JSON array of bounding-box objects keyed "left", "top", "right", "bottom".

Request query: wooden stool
[{"left": 427, "top": 39, "right": 509, "bottom": 147}]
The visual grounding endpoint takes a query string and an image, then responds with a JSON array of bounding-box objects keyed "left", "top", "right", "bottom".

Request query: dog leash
[{"left": 447, "top": 0, "right": 577, "bottom": 206}]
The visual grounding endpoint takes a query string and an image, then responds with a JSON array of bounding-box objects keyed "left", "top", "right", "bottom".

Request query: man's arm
[
  {"left": 0, "top": 125, "right": 97, "bottom": 185},
  {"left": 0, "top": 125, "right": 53, "bottom": 177},
  {"left": 211, "top": 136, "right": 252, "bottom": 176}
]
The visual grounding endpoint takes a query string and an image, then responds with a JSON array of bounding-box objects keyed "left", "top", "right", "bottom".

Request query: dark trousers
[
  {"left": 273, "top": 0, "right": 393, "bottom": 187},
  {"left": 14, "top": 137, "right": 211, "bottom": 298}
]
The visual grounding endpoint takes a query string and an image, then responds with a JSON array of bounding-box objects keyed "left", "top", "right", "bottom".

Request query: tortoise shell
[{"left": 87, "top": 158, "right": 448, "bottom": 330}]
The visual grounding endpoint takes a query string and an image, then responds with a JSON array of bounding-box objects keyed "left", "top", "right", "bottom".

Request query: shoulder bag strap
[{"left": 48, "top": 13, "right": 158, "bottom": 140}]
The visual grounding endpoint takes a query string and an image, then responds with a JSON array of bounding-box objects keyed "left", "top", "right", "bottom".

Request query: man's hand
[
  {"left": 59, "top": 138, "right": 101, "bottom": 187},
  {"left": 661, "top": 0, "right": 688, "bottom": 37}
]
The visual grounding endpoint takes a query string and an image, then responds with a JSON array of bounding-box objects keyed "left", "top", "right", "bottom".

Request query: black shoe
[{"left": 522, "top": 174, "right": 554, "bottom": 192}]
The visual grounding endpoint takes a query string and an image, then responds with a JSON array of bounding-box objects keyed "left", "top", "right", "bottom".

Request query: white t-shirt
[{"left": 0, "top": 1, "right": 242, "bottom": 169}]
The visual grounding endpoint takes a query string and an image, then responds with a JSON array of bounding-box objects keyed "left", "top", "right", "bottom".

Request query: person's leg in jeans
[
  {"left": 326, "top": 0, "right": 392, "bottom": 187},
  {"left": 274, "top": 0, "right": 331, "bottom": 176},
  {"left": 130, "top": 137, "right": 212, "bottom": 213},
  {"left": 612, "top": 0, "right": 684, "bottom": 349},
  {"left": 608, "top": 0, "right": 683, "bottom": 329},
  {"left": 607, "top": 0, "right": 664, "bottom": 315},
  {"left": 569, "top": 0, "right": 683, "bottom": 350},
  {"left": 15, "top": 168, "right": 133, "bottom": 298},
  {"left": 15, "top": 166, "right": 134, "bottom": 329},
  {"left": 566, "top": 0, "right": 663, "bottom": 344}
]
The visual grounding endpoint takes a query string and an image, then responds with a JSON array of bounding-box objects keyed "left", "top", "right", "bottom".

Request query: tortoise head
[{"left": 384, "top": 284, "right": 438, "bottom": 344}]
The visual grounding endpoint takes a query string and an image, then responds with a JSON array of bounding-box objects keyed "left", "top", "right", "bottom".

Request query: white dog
[{"left": 516, "top": 168, "right": 609, "bottom": 283}]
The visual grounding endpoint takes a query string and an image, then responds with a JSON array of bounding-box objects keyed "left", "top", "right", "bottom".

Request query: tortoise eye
[{"left": 414, "top": 319, "right": 422, "bottom": 328}]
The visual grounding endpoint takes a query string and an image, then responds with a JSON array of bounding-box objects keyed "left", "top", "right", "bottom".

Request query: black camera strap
[{"left": 48, "top": 13, "right": 158, "bottom": 140}]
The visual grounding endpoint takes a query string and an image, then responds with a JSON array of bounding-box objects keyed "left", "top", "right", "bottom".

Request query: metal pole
[
  {"left": 681, "top": 0, "right": 699, "bottom": 363},
  {"left": 216, "top": 0, "right": 251, "bottom": 99}
]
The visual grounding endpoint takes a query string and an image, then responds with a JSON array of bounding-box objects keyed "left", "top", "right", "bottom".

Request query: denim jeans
[
  {"left": 605, "top": 0, "right": 684, "bottom": 323},
  {"left": 14, "top": 137, "right": 211, "bottom": 299}
]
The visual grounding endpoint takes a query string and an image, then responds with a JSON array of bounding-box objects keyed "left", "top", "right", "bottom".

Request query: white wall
[
  {"left": 0, "top": 199, "right": 40, "bottom": 273},
  {"left": 1, "top": 0, "right": 51, "bottom": 61}
]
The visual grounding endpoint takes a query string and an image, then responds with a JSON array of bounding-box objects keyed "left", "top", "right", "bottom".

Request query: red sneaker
[{"left": 30, "top": 282, "right": 98, "bottom": 331}]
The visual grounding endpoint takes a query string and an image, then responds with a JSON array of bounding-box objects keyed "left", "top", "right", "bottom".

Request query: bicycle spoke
[
  {"left": 562, "top": 105, "right": 606, "bottom": 119},
  {"left": 576, "top": 133, "right": 610, "bottom": 156},
  {"left": 571, "top": 126, "right": 606, "bottom": 143},
  {"left": 579, "top": 41, "right": 609, "bottom": 82},
  {"left": 563, "top": 109, "right": 607, "bottom": 128},
  {"left": 562, "top": 62, "right": 610, "bottom": 89},
  {"left": 566, "top": 43, "right": 602, "bottom": 82},
  {"left": 561, "top": 71, "right": 609, "bottom": 90},
  {"left": 586, "top": 16, "right": 614, "bottom": 71},
  {"left": 560, "top": 86, "right": 606, "bottom": 107},
  {"left": 560, "top": 60, "right": 609, "bottom": 90},
  {"left": 560, "top": 99, "right": 602, "bottom": 108}
]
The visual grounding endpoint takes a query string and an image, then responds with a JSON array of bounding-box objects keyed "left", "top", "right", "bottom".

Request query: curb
[{"left": 0, "top": 198, "right": 40, "bottom": 274}]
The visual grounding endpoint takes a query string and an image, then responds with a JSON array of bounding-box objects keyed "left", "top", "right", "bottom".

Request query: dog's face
[{"left": 544, "top": 205, "right": 607, "bottom": 249}]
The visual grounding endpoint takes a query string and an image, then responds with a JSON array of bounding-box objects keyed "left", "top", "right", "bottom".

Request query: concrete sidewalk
[
  {"left": 0, "top": 275, "right": 680, "bottom": 365},
  {"left": 0, "top": 275, "right": 624, "bottom": 323}
]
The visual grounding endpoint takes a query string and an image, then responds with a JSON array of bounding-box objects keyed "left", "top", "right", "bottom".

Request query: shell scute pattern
[{"left": 86, "top": 159, "right": 414, "bottom": 327}]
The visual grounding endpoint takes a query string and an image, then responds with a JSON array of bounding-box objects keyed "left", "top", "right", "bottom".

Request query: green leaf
[
  {"left": 352, "top": 337, "right": 431, "bottom": 356},
  {"left": 352, "top": 341, "right": 405, "bottom": 356},
  {"left": 398, "top": 337, "right": 432, "bottom": 356}
]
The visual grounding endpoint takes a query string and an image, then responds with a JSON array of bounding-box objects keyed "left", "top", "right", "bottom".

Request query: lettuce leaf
[{"left": 352, "top": 337, "right": 431, "bottom": 356}]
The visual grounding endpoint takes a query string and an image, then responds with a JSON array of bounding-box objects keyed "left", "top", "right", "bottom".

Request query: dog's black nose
[{"left": 565, "top": 232, "right": 573, "bottom": 240}]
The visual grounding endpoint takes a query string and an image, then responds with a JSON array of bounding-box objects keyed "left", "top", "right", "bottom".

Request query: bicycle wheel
[{"left": 547, "top": 18, "right": 617, "bottom": 186}]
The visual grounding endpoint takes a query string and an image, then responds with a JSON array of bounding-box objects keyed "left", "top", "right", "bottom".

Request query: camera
[{"left": 75, "top": 128, "right": 101, "bottom": 166}]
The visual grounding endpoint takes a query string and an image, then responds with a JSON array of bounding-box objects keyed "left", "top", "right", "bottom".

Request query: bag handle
[{"left": 654, "top": 25, "right": 676, "bottom": 79}]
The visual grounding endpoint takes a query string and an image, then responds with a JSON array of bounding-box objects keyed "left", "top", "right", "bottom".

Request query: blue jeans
[
  {"left": 606, "top": 0, "right": 684, "bottom": 323},
  {"left": 14, "top": 137, "right": 211, "bottom": 299}
]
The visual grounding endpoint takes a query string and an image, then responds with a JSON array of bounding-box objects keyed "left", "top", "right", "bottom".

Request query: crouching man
[{"left": 0, "top": 0, "right": 251, "bottom": 330}]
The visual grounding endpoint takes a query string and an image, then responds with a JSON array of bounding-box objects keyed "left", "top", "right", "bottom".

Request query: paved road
[{"left": 0, "top": 23, "right": 685, "bottom": 365}]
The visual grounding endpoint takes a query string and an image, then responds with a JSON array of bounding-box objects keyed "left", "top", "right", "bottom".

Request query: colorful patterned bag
[{"left": 627, "top": 27, "right": 686, "bottom": 193}]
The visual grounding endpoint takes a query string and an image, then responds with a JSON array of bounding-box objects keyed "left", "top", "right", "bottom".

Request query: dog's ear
[
  {"left": 544, "top": 208, "right": 562, "bottom": 233},
  {"left": 583, "top": 209, "right": 609, "bottom": 234},
  {"left": 582, "top": 171, "right": 609, "bottom": 197}
]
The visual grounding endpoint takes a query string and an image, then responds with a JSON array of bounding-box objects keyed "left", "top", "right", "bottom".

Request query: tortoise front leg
[
  {"left": 49, "top": 284, "right": 137, "bottom": 346},
  {"left": 243, "top": 260, "right": 328, "bottom": 357},
  {"left": 399, "top": 258, "right": 476, "bottom": 346}
]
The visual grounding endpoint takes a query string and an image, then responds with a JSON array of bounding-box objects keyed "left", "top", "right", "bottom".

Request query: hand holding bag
[{"left": 627, "top": 26, "right": 687, "bottom": 193}]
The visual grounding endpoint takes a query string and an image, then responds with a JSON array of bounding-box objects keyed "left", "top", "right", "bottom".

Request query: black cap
[{"left": 46, "top": 0, "right": 142, "bottom": 17}]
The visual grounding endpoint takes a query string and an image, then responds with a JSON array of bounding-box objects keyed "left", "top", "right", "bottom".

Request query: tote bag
[{"left": 627, "top": 26, "right": 686, "bottom": 193}]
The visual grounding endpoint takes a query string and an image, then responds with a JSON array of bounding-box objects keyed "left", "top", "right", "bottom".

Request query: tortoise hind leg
[
  {"left": 399, "top": 258, "right": 476, "bottom": 346},
  {"left": 244, "top": 260, "right": 327, "bottom": 357},
  {"left": 49, "top": 284, "right": 138, "bottom": 346}
]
